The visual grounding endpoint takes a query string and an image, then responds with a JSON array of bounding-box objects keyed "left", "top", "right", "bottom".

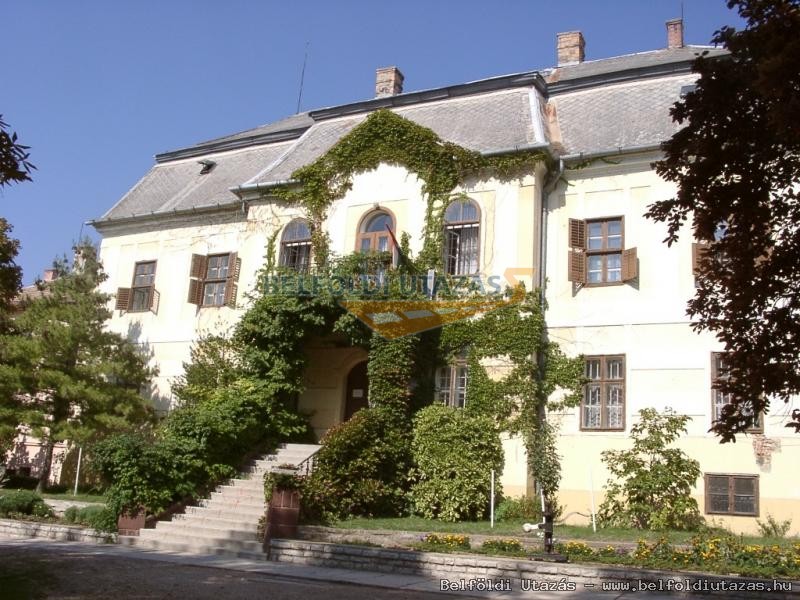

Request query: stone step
[
  {"left": 152, "top": 520, "right": 258, "bottom": 541},
  {"left": 133, "top": 536, "right": 266, "bottom": 560},
  {"left": 281, "top": 443, "right": 321, "bottom": 451},
  {"left": 200, "top": 496, "right": 265, "bottom": 511},
  {"left": 139, "top": 525, "right": 260, "bottom": 547},
  {"left": 184, "top": 505, "right": 264, "bottom": 521},
  {"left": 170, "top": 512, "right": 259, "bottom": 530},
  {"left": 229, "top": 479, "right": 265, "bottom": 491},
  {"left": 139, "top": 528, "right": 263, "bottom": 553},
  {"left": 211, "top": 486, "right": 265, "bottom": 500}
]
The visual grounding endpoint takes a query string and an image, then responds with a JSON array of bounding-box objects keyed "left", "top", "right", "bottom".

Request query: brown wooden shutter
[
  {"left": 187, "top": 279, "right": 203, "bottom": 305},
  {"left": 115, "top": 288, "right": 131, "bottom": 311},
  {"left": 224, "top": 281, "right": 238, "bottom": 308},
  {"left": 224, "top": 253, "right": 240, "bottom": 308},
  {"left": 692, "top": 242, "right": 710, "bottom": 276},
  {"left": 190, "top": 254, "right": 207, "bottom": 279},
  {"left": 621, "top": 247, "right": 638, "bottom": 281},
  {"left": 149, "top": 288, "right": 160, "bottom": 314},
  {"left": 568, "top": 249, "right": 586, "bottom": 283},
  {"left": 568, "top": 219, "right": 586, "bottom": 249},
  {"left": 228, "top": 253, "right": 240, "bottom": 282}
]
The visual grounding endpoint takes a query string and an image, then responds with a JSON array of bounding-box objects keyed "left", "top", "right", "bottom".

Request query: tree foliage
[
  {"left": 645, "top": 0, "right": 800, "bottom": 439},
  {"left": 410, "top": 404, "right": 504, "bottom": 522},
  {"left": 598, "top": 408, "right": 703, "bottom": 531},
  {"left": 0, "top": 115, "right": 35, "bottom": 187},
  {"left": 0, "top": 242, "right": 155, "bottom": 490}
]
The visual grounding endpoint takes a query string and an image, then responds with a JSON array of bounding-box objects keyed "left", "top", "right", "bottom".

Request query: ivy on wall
[
  {"left": 272, "top": 109, "right": 550, "bottom": 271},
  {"left": 254, "top": 109, "right": 580, "bottom": 512}
]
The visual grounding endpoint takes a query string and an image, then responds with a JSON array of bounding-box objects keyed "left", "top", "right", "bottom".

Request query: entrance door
[{"left": 344, "top": 361, "right": 369, "bottom": 421}]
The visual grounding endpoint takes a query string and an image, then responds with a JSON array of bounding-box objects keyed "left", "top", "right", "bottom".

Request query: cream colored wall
[
  {"left": 545, "top": 153, "right": 799, "bottom": 534},
  {"left": 98, "top": 162, "right": 542, "bottom": 419}
]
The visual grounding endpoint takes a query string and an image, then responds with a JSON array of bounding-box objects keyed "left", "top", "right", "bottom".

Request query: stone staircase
[{"left": 121, "top": 443, "right": 320, "bottom": 559}]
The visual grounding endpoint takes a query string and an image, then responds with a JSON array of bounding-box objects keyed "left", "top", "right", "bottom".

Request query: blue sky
[{"left": 2, "top": 1, "right": 744, "bottom": 284}]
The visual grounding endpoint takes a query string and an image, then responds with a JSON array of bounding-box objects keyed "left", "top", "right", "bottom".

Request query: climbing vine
[
  {"left": 272, "top": 109, "right": 550, "bottom": 271},
  {"left": 246, "top": 109, "right": 579, "bottom": 517}
]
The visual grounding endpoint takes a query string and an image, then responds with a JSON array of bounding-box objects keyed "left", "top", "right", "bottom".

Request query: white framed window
[
  {"left": 435, "top": 361, "right": 468, "bottom": 408},
  {"left": 444, "top": 198, "right": 480, "bottom": 275}
]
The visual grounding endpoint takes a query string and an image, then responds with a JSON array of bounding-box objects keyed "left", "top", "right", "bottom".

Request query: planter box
[
  {"left": 117, "top": 509, "right": 146, "bottom": 536},
  {"left": 265, "top": 488, "right": 300, "bottom": 545}
]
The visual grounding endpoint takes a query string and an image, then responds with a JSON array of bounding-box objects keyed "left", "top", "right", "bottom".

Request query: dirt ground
[{"left": 0, "top": 544, "right": 463, "bottom": 600}]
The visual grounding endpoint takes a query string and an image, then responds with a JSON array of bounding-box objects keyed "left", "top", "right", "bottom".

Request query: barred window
[
  {"left": 444, "top": 199, "right": 480, "bottom": 275},
  {"left": 279, "top": 219, "right": 312, "bottom": 272},
  {"left": 581, "top": 355, "right": 625, "bottom": 430}
]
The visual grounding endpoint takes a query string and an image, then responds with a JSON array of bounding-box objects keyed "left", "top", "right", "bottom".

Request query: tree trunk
[{"left": 35, "top": 438, "right": 54, "bottom": 494}]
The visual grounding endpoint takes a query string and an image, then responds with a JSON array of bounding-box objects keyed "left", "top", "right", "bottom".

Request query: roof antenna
[{"left": 296, "top": 42, "right": 309, "bottom": 114}]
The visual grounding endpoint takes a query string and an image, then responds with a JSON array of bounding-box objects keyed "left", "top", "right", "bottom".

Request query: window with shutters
[
  {"left": 187, "top": 252, "right": 241, "bottom": 308},
  {"left": 443, "top": 199, "right": 480, "bottom": 275},
  {"left": 115, "top": 260, "right": 159, "bottom": 314},
  {"left": 711, "top": 352, "right": 762, "bottom": 432},
  {"left": 581, "top": 355, "right": 625, "bottom": 431},
  {"left": 568, "top": 217, "right": 637, "bottom": 287},
  {"left": 704, "top": 473, "right": 758, "bottom": 516},
  {"left": 435, "top": 359, "right": 468, "bottom": 408},
  {"left": 279, "top": 219, "right": 312, "bottom": 272}
]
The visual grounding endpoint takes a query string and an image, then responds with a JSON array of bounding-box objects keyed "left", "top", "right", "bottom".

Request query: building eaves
[
  {"left": 308, "top": 72, "right": 548, "bottom": 121},
  {"left": 546, "top": 45, "right": 727, "bottom": 95}
]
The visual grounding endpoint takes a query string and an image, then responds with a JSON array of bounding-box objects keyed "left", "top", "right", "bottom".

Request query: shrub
[
  {"left": 94, "top": 377, "right": 308, "bottom": 517},
  {"left": 757, "top": 514, "right": 792, "bottom": 538},
  {"left": 494, "top": 495, "right": 563, "bottom": 523},
  {"left": 300, "top": 407, "right": 410, "bottom": 522},
  {"left": 421, "top": 533, "right": 471, "bottom": 551},
  {"left": 481, "top": 538, "right": 525, "bottom": 554},
  {"left": 77, "top": 506, "right": 117, "bottom": 532},
  {"left": 0, "top": 490, "right": 53, "bottom": 518},
  {"left": 63, "top": 506, "right": 79, "bottom": 523},
  {"left": 410, "top": 405, "right": 503, "bottom": 522},
  {"left": 598, "top": 408, "right": 703, "bottom": 531}
]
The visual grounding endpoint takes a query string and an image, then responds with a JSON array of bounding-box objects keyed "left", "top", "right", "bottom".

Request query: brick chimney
[
  {"left": 42, "top": 269, "right": 58, "bottom": 282},
  {"left": 557, "top": 31, "right": 585, "bottom": 66},
  {"left": 375, "top": 66, "right": 404, "bottom": 98},
  {"left": 666, "top": 18, "right": 684, "bottom": 49}
]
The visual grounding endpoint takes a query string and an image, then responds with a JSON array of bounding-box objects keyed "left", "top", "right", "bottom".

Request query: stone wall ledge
[
  {"left": 0, "top": 517, "right": 115, "bottom": 544},
  {"left": 270, "top": 539, "right": 800, "bottom": 600}
]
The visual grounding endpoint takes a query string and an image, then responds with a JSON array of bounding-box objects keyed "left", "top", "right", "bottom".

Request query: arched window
[
  {"left": 444, "top": 198, "right": 480, "bottom": 275},
  {"left": 279, "top": 219, "right": 312, "bottom": 271},
  {"left": 357, "top": 211, "right": 394, "bottom": 253}
]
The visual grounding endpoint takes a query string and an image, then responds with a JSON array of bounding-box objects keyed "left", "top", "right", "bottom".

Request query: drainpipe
[{"left": 532, "top": 156, "right": 564, "bottom": 529}]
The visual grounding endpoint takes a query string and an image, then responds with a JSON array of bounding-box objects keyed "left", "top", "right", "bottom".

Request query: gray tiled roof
[
  {"left": 180, "top": 112, "right": 314, "bottom": 150},
  {"left": 96, "top": 46, "right": 720, "bottom": 224},
  {"left": 553, "top": 73, "right": 698, "bottom": 156},
  {"left": 547, "top": 45, "right": 726, "bottom": 84},
  {"left": 99, "top": 142, "right": 294, "bottom": 222},
  {"left": 248, "top": 89, "right": 541, "bottom": 186}
]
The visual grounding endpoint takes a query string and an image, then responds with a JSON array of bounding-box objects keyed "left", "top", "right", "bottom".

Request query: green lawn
[
  {"left": 330, "top": 516, "right": 794, "bottom": 547},
  {"left": 41, "top": 492, "right": 105, "bottom": 504}
]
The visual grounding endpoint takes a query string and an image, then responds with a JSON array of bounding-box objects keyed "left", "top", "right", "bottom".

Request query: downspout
[
  {"left": 532, "top": 156, "right": 564, "bottom": 519},
  {"left": 540, "top": 157, "right": 564, "bottom": 299}
]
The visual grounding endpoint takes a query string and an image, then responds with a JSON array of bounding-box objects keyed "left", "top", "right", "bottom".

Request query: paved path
[{"left": 0, "top": 536, "right": 710, "bottom": 599}]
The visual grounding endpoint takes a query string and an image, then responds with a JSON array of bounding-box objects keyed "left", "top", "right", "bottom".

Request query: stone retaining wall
[
  {"left": 269, "top": 539, "right": 799, "bottom": 600},
  {"left": 0, "top": 518, "right": 115, "bottom": 544}
]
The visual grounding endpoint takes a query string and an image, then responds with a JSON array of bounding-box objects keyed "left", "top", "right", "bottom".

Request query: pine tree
[{"left": 0, "top": 241, "right": 155, "bottom": 491}]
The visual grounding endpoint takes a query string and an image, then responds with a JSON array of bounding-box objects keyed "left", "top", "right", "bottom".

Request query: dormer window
[{"left": 198, "top": 159, "right": 216, "bottom": 175}]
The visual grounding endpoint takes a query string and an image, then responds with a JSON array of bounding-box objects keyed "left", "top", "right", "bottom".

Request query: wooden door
[{"left": 344, "top": 361, "right": 369, "bottom": 421}]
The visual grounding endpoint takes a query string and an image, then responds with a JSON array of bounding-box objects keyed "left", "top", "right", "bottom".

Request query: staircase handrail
[{"left": 296, "top": 446, "right": 321, "bottom": 477}]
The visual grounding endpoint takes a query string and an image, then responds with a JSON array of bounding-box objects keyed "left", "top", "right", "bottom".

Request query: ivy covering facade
[{"left": 248, "top": 110, "right": 583, "bottom": 513}]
